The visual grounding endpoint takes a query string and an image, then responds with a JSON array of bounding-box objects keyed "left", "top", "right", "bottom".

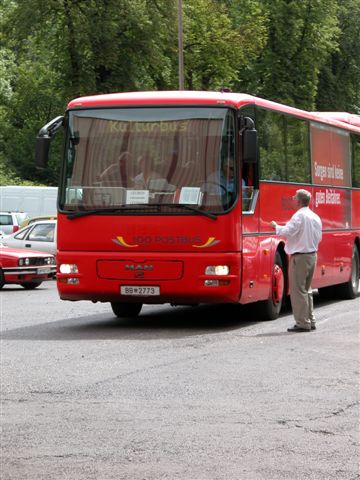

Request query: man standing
[{"left": 270, "top": 189, "right": 322, "bottom": 332}]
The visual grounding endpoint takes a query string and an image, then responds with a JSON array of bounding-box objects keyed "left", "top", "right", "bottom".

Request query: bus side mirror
[
  {"left": 35, "top": 137, "right": 51, "bottom": 169},
  {"left": 243, "top": 129, "right": 258, "bottom": 164},
  {"left": 35, "top": 115, "right": 64, "bottom": 169}
]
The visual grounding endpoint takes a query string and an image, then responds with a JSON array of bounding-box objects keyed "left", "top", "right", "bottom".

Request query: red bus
[{"left": 36, "top": 91, "right": 360, "bottom": 319}]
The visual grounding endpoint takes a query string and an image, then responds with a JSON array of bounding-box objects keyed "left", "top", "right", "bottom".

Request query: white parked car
[
  {"left": 2, "top": 220, "right": 57, "bottom": 255},
  {"left": 0, "top": 211, "right": 29, "bottom": 236}
]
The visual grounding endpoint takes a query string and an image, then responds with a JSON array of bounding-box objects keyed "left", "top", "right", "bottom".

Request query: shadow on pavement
[
  {"left": 1, "top": 290, "right": 351, "bottom": 342},
  {"left": 1, "top": 303, "right": 262, "bottom": 342}
]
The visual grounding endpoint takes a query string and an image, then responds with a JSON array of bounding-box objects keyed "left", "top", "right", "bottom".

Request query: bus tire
[
  {"left": 111, "top": 302, "right": 142, "bottom": 318},
  {"left": 21, "top": 281, "right": 42, "bottom": 289},
  {"left": 337, "top": 246, "right": 360, "bottom": 299},
  {"left": 0, "top": 268, "right": 4, "bottom": 289},
  {"left": 256, "top": 252, "right": 285, "bottom": 320}
]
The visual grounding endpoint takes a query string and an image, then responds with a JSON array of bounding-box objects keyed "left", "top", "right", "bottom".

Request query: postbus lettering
[{"left": 133, "top": 236, "right": 152, "bottom": 245}]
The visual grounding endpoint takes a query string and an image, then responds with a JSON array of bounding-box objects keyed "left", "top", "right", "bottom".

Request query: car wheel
[
  {"left": 21, "top": 281, "right": 42, "bottom": 290},
  {"left": 0, "top": 268, "right": 4, "bottom": 289},
  {"left": 111, "top": 302, "right": 143, "bottom": 318}
]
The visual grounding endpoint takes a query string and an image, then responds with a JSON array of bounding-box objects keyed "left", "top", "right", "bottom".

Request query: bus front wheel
[
  {"left": 111, "top": 302, "right": 142, "bottom": 318},
  {"left": 257, "top": 252, "right": 285, "bottom": 320},
  {"left": 21, "top": 281, "right": 42, "bottom": 289}
]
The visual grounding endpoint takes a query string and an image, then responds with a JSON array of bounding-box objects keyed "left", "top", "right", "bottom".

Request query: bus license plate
[{"left": 120, "top": 286, "right": 160, "bottom": 296}]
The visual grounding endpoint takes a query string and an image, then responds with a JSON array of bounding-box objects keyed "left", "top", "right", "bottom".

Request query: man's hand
[{"left": 270, "top": 221, "right": 277, "bottom": 229}]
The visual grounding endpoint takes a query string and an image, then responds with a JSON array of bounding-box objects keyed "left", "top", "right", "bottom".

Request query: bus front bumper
[{"left": 56, "top": 251, "right": 242, "bottom": 304}]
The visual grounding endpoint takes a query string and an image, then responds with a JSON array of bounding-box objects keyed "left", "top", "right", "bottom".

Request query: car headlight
[{"left": 18, "top": 257, "right": 30, "bottom": 266}]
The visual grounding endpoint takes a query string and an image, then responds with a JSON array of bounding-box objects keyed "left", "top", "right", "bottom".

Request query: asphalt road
[{"left": 1, "top": 281, "right": 359, "bottom": 480}]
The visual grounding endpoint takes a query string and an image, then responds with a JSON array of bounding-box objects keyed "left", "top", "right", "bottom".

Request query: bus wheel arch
[
  {"left": 256, "top": 248, "right": 286, "bottom": 320},
  {"left": 274, "top": 247, "right": 287, "bottom": 303}
]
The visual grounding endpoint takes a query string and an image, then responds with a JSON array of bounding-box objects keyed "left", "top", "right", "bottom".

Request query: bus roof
[
  {"left": 67, "top": 91, "right": 360, "bottom": 134},
  {"left": 311, "top": 111, "right": 360, "bottom": 128}
]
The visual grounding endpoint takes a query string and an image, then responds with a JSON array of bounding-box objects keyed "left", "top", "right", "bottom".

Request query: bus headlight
[
  {"left": 205, "top": 265, "right": 229, "bottom": 276},
  {"left": 59, "top": 264, "right": 79, "bottom": 274}
]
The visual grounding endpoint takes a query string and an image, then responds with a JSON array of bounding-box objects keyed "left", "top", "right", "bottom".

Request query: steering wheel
[{"left": 202, "top": 181, "right": 227, "bottom": 195}]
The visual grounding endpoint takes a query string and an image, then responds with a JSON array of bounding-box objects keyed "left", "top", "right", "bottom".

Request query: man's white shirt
[{"left": 275, "top": 207, "right": 322, "bottom": 255}]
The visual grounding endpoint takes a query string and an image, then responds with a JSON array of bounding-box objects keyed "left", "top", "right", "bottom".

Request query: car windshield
[
  {"left": 28, "top": 223, "right": 55, "bottom": 242},
  {"left": 60, "top": 106, "right": 237, "bottom": 214}
]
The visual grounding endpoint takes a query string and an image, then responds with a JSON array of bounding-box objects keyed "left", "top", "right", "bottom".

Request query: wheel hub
[{"left": 272, "top": 264, "right": 284, "bottom": 304}]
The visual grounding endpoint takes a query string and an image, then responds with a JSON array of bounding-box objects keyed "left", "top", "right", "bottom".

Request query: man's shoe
[
  {"left": 287, "top": 325, "right": 311, "bottom": 332},
  {"left": 311, "top": 324, "right": 316, "bottom": 330}
]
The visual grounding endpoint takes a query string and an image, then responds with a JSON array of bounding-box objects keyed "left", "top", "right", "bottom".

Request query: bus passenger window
[
  {"left": 352, "top": 134, "right": 360, "bottom": 188},
  {"left": 256, "top": 108, "right": 310, "bottom": 184}
]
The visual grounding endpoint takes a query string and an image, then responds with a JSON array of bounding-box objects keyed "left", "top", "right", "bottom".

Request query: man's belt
[{"left": 292, "top": 251, "right": 316, "bottom": 255}]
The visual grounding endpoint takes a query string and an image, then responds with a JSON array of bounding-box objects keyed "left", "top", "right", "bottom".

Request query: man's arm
[{"left": 270, "top": 212, "right": 302, "bottom": 237}]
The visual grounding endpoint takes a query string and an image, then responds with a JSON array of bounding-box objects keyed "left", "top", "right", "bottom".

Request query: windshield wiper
[
  {"left": 66, "top": 206, "right": 142, "bottom": 219},
  {"left": 149, "top": 203, "right": 217, "bottom": 220},
  {"left": 66, "top": 203, "right": 217, "bottom": 220}
]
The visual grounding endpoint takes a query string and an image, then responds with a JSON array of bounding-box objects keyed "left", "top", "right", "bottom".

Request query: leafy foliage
[
  {"left": 234, "top": 0, "right": 340, "bottom": 109},
  {"left": 316, "top": 0, "right": 360, "bottom": 113},
  {"left": 0, "top": 0, "right": 359, "bottom": 184}
]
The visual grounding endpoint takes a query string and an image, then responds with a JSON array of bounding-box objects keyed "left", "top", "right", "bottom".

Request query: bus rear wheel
[
  {"left": 257, "top": 252, "right": 285, "bottom": 320},
  {"left": 111, "top": 302, "right": 142, "bottom": 318},
  {"left": 337, "top": 246, "right": 360, "bottom": 299}
]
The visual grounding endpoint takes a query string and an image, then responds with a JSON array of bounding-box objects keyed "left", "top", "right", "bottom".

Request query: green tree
[
  {"left": 182, "top": 0, "right": 241, "bottom": 89},
  {"left": 235, "top": 0, "right": 340, "bottom": 110},
  {"left": 225, "top": 0, "right": 269, "bottom": 90},
  {"left": 0, "top": 0, "right": 178, "bottom": 183},
  {"left": 316, "top": 0, "right": 360, "bottom": 113},
  {"left": 1, "top": 0, "right": 359, "bottom": 186},
  {"left": 3, "top": 57, "right": 64, "bottom": 183},
  {"left": 3, "top": 0, "right": 177, "bottom": 98}
]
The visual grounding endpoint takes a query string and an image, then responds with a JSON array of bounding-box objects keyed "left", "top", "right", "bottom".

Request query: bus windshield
[{"left": 60, "top": 106, "right": 237, "bottom": 214}]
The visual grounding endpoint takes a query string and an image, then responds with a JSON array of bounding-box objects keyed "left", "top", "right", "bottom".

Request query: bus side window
[
  {"left": 242, "top": 186, "right": 254, "bottom": 212},
  {"left": 256, "top": 108, "right": 310, "bottom": 183},
  {"left": 352, "top": 133, "right": 360, "bottom": 188}
]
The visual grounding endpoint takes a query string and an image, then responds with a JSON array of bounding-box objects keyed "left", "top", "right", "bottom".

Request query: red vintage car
[{"left": 0, "top": 245, "right": 56, "bottom": 289}]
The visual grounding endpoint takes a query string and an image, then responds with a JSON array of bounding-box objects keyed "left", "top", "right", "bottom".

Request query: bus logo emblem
[{"left": 125, "top": 264, "right": 154, "bottom": 278}]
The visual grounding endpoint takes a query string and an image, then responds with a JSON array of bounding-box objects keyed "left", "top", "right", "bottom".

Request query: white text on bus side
[
  {"left": 314, "top": 162, "right": 344, "bottom": 182},
  {"left": 315, "top": 189, "right": 341, "bottom": 207}
]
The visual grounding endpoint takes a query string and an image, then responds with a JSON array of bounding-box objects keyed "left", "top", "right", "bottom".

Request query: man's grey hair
[{"left": 295, "top": 189, "right": 311, "bottom": 206}]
